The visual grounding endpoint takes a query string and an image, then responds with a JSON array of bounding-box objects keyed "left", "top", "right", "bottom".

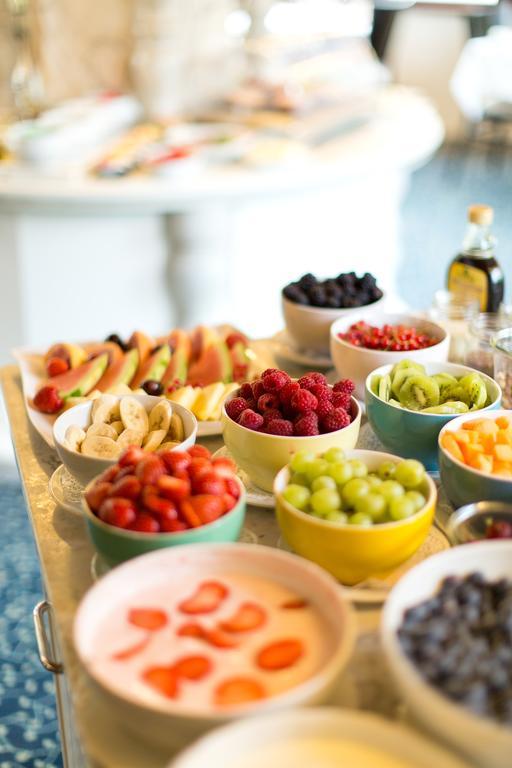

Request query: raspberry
[
  {"left": 333, "top": 379, "right": 355, "bottom": 396},
  {"left": 294, "top": 412, "right": 319, "bottom": 436},
  {"left": 33, "top": 385, "right": 64, "bottom": 414},
  {"left": 315, "top": 398, "right": 334, "bottom": 419},
  {"left": 262, "top": 370, "right": 290, "bottom": 392},
  {"left": 251, "top": 380, "right": 265, "bottom": 400},
  {"left": 279, "top": 381, "right": 300, "bottom": 405},
  {"left": 332, "top": 391, "right": 351, "bottom": 410},
  {"left": 298, "top": 372, "right": 327, "bottom": 391},
  {"left": 265, "top": 418, "right": 294, "bottom": 436},
  {"left": 239, "top": 383, "right": 254, "bottom": 401},
  {"left": 321, "top": 408, "right": 351, "bottom": 432},
  {"left": 257, "top": 392, "right": 280, "bottom": 412},
  {"left": 291, "top": 389, "right": 318, "bottom": 414},
  {"left": 261, "top": 368, "right": 279, "bottom": 378},
  {"left": 262, "top": 408, "right": 282, "bottom": 424},
  {"left": 225, "top": 397, "right": 249, "bottom": 421},
  {"left": 244, "top": 398, "right": 257, "bottom": 411},
  {"left": 238, "top": 409, "right": 264, "bottom": 431},
  {"left": 309, "top": 384, "right": 332, "bottom": 402}
]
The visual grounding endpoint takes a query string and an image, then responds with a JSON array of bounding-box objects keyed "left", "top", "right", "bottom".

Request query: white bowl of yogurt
[{"left": 73, "top": 543, "right": 356, "bottom": 751}]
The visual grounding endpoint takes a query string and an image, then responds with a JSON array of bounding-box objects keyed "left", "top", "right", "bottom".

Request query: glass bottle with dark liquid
[{"left": 447, "top": 204, "right": 504, "bottom": 313}]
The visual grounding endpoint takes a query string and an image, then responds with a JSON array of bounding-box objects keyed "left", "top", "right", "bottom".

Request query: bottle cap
[{"left": 468, "top": 204, "right": 493, "bottom": 226}]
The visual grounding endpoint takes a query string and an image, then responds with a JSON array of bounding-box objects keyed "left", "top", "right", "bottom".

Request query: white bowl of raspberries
[{"left": 221, "top": 368, "right": 361, "bottom": 492}]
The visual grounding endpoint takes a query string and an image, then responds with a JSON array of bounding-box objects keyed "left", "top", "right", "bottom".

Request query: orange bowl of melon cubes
[{"left": 439, "top": 410, "right": 512, "bottom": 508}]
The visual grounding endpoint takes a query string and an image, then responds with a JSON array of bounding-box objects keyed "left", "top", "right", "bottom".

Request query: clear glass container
[
  {"left": 428, "top": 290, "right": 478, "bottom": 364},
  {"left": 493, "top": 328, "right": 512, "bottom": 409},
  {"left": 465, "top": 312, "right": 512, "bottom": 376}
]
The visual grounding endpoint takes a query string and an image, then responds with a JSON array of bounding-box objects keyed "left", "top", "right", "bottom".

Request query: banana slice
[
  {"left": 211, "top": 383, "right": 239, "bottom": 421},
  {"left": 167, "top": 386, "right": 201, "bottom": 411},
  {"left": 86, "top": 423, "right": 119, "bottom": 440},
  {"left": 143, "top": 429, "right": 167, "bottom": 452},
  {"left": 63, "top": 397, "right": 88, "bottom": 411},
  {"left": 131, "top": 388, "right": 146, "bottom": 395},
  {"left": 110, "top": 420, "right": 125, "bottom": 435},
  {"left": 158, "top": 441, "right": 180, "bottom": 451},
  {"left": 87, "top": 389, "right": 103, "bottom": 401},
  {"left": 148, "top": 400, "right": 172, "bottom": 433},
  {"left": 106, "top": 383, "right": 132, "bottom": 396},
  {"left": 168, "top": 413, "right": 185, "bottom": 443},
  {"left": 116, "top": 428, "right": 144, "bottom": 450},
  {"left": 64, "top": 425, "right": 86, "bottom": 452},
  {"left": 92, "top": 394, "right": 120, "bottom": 424},
  {"left": 120, "top": 397, "right": 149, "bottom": 433},
  {"left": 193, "top": 382, "right": 226, "bottom": 421},
  {"left": 81, "top": 435, "right": 121, "bottom": 459}
]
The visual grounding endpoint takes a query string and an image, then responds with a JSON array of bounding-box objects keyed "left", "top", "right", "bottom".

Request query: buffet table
[{"left": 1, "top": 350, "right": 457, "bottom": 768}]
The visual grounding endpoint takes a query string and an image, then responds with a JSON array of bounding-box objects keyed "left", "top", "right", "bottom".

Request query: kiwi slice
[
  {"left": 432, "top": 373, "right": 458, "bottom": 389},
  {"left": 459, "top": 373, "right": 488, "bottom": 409},
  {"left": 388, "top": 398, "right": 402, "bottom": 408},
  {"left": 437, "top": 382, "right": 469, "bottom": 405},
  {"left": 378, "top": 374, "right": 392, "bottom": 402},
  {"left": 421, "top": 401, "right": 469, "bottom": 414},
  {"left": 391, "top": 360, "right": 426, "bottom": 377},
  {"left": 398, "top": 374, "right": 440, "bottom": 411},
  {"left": 391, "top": 367, "right": 423, "bottom": 398},
  {"left": 370, "top": 374, "right": 381, "bottom": 396}
]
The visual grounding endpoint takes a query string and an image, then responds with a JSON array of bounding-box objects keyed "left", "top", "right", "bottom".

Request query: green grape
[
  {"left": 323, "top": 510, "right": 349, "bottom": 523},
  {"left": 290, "top": 473, "right": 309, "bottom": 487},
  {"left": 290, "top": 450, "right": 316, "bottom": 474},
  {"left": 341, "top": 478, "right": 369, "bottom": 507},
  {"left": 378, "top": 460, "right": 397, "bottom": 480},
  {"left": 394, "top": 460, "right": 426, "bottom": 490},
  {"left": 310, "top": 488, "right": 341, "bottom": 515},
  {"left": 327, "top": 461, "right": 353, "bottom": 486},
  {"left": 283, "top": 484, "right": 311, "bottom": 510},
  {"left": 348, "top": 512, "right": 373, "bottom": 526},
  {"left": 354, "top": 492, "right": 387, "bottom": 522},
  {"left": 379, "top": 480, "right": 405, "bottom": 503},
  {"left": 404, "top": 491, "right": 426, "bottom": 512},
  {"left": 389, "top": 496, "right": 416, "bottom": 521},
  {"left": 323, "top": 447, "right": 346, "bottom": 464},
  {"left": 305, "top": 459, "right": 330, "bottom": 483},
  {"left": 349, "top": 459, "right": 368, "bottom": 478},
  {"left": 311, "top": 475, "right": 337, "bottom": 492},
  {"left": 366, "top": 474, "right": 383, "bottom": 490}
]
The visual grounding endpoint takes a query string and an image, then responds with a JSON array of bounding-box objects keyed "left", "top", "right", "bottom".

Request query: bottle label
[{"left": 447, "top": 263, "right": 488, "bottom": 311}]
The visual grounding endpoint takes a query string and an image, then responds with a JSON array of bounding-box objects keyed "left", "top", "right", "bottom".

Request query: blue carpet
[{"left": 0, "top": 472, "right": 63, "bottom": 768}]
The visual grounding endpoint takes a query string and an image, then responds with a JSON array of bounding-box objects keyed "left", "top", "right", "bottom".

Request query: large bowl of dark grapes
[
  {"left": 381, "top": 541, "right": 512, "bottom": 768},
  {"left": 282, "top": 272, "right": 384, "bottom": 355}
]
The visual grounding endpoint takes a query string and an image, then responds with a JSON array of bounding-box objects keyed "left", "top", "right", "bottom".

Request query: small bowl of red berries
[
  {"left": 330, "top": 314, "right": 450, "bottom": 400},
  {"left": 221, "top": 369, "right": 361, "bottom": 492},
  {"left": 447, "top": 501, "right": 512, "bottom": 546}
]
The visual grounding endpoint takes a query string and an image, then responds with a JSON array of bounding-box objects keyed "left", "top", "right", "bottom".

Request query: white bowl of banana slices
[{"left": 53, "top": 394, "right": 197, "bottom": 486}]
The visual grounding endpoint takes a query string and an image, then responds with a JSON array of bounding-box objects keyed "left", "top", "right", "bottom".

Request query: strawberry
[
  {"left": 178, "top": 500, "right": 202, "bottom": 528},
  {"left": 256, "top": 639, "right": 303, "bottom": 671},
  {"left": 188, "top": 445, "right": 211, "bottom": 460},
  {"left": 161, "top": 518, "right": 188, "bottom": 533},
  {"left": 281, "top": 599, "right": 308, "bottom": 610},
  {"left": 178, "top": 581, "right": 229, "bottom": 615},
  {"left": 141, "top": 486, "right": 177, "bottom": 520},
  {"left": 98, "top": 497, "right": 137, "bottom": 529},
  {"left": 157, "top": 474, "right": 191, "bottom": 502},
  {"left": 128, "top": 513, "right": 160, "bottom": 533},
  {"left": 135, "top": 455, "right": 166, "bottom": 486},
  {"left": 220, "top": 602, "right": 266, "bottom": 633},
  {"left": 214, "top": 677, "right": 266, "bottom": 707},
  {"left": 159, "top": 450, "right": 191, "bottom": 474},
  {"left": 85, "top": 482, "right": 112, "bottom": 512},
  {"left": 224, "top": 476, "right": 240, "bottom": 499},
  {"left": 95, "top": 465, "right": 120, "bottom": 484},
  {"left": 222, "top": 493, "right": 237, "bottom": 512},
  {"left": 111, "top": 636, "right": 150, "bottom": 661},
  {"left": 33, "top": 385, "right": 63, "bottom": 414},
  {"left": 192, "top": 472, "right": 225, "bottom": 496},
  {"left": 128, "top": 607, "right": 168, "bottom": 630},
  {"left": 187, "top": 495, "right": 224, "bottom": 525},
  {"left": 46, "top": 356, "right": 69, "bottom": 377},
  {"left": 172, "top": 655, "right": 212, "bottom": 681},
  {"left": 142, "top": 666, "right": 179, "bottom": 699},
  {"left": 177, "top": 622, "right": 237, "bottom": 649},
  {"left": 188, "top": 458, "right": 212, "bottom": 483},
  {"left": 225, "top": 332, "right": 247, "bottom": 349},
  {"left": 119, "top": 446, "right": 146, "bottom": 468},
  {"left": 109, "top": 475, "right": 142, "bottom": 501}
]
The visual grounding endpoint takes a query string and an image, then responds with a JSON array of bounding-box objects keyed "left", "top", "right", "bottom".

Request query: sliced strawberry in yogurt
[
  {"left": 280, "top": 598, "right": 308, "bottom": 610},
  {"left": 178, "top": 581, "right": 228, "bottom": 615},
  {"left": 214, "top": 677, "right": 266, "bottom": 707},
  {"left": 173, "top": 655, "right": 212, "bottom": 681},
  {"left": 256, "top": 639, "right": 304, "bottom": 671},
  {"left": 111, "top": 635, "right": 150, "bottom": 661},
  {"left": 177, "top": 622, "right": 237, "bottom": 649},
  {"left": 219, "top": 602, "right": 266, "bottom": 633},
  {"left": 128, "top": 608, "right": 168, "bottom": 631},
  {"left": 142, "top": 666, "right": 180, "bottom": 699}
]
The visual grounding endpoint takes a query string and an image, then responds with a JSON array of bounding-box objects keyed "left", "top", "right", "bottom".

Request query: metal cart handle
[{"left": 33, "top": 600, "right": 63, "bottom": 674}]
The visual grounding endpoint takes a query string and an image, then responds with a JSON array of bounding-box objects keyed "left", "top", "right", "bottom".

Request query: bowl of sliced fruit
[
  {"left": 366, "top": 361, "right": 501, "bottom": 471},
  {"left": 82, "top": 445, "right": 246, "bottom": 566},
  {"left": 54, "top": 394, "right": 197, "bottom": 486},
  {"left": 274, "top": 448, "right": 436, "bottom": 585}
]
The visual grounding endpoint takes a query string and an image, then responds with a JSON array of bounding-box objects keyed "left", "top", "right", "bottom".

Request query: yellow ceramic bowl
[
  {"left": 222, "top": 397, "right": 361, "bottom": 492},
  {"left": 274, "top": 449, "right": 437, "bottom": 585}
]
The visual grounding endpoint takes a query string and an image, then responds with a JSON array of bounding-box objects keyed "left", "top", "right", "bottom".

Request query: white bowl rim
[
  {"left": 74, "top": 542, "right": 356, "bottom": 721},
  {"left": 365, "top": 361, "right": 502, "bottom": 419},
  {"left": 222, "top": 393, "right": 361, "bottom": 441},
  {"left": 381, "top": 539, "right": 512, "bottom": 739},
  {"left": 274, "top": 449, "right": 437, "bottom": 531},
  {"left": 329, "top": 313, "right": 448, "bottom": 353},
  {"left": 438, "top": 408, "right": 512, "bottom": 483},
  {"left": 281, "top": 291, "right": 385, "bottom": 315},
  {"left": 82, "top": 474, "right": 246, "bottom": 541}
]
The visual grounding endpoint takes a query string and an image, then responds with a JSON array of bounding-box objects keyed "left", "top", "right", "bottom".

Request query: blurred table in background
[{"left": 0, "top": 85, "right": 443, "bottom": 364}]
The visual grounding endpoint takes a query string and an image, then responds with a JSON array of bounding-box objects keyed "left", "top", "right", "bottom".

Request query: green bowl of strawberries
[{"left": 82, "top": 445, "right": 246, "bottom": 567}]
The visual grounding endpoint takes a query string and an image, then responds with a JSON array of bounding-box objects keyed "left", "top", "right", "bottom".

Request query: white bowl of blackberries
[
  {"left": 282, "top": 272, "right": 385, "bottom": 355},
  {"left": 382, "top": 541, "right": 512, "bottom": 768}
]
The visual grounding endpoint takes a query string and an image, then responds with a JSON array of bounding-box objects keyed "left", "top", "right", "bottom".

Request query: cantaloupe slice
[
  {"left": 441, "top": 434, "right": 464, "bottom": 462},
  {"left": 493, "top": 444, "right": 512, "bottom": 462}
]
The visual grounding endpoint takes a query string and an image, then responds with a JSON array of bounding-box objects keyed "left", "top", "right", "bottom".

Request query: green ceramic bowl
[{"left": 82, "top": 476, "right": 246, "bottom": 567}]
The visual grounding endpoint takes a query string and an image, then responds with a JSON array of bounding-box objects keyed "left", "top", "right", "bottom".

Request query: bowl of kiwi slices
[{"left": 365, "top": 361, "right": 501, "bottom": 471}]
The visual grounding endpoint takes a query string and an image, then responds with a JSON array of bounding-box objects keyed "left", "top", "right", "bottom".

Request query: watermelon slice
[
  {"left": 162, "top": 330, "right": 191, "bottom": 388},
  {"left": 187, "top": 340, "right": 233, "bottom": 386},
  {"left": 131, "top": 344, "right": 171, "bottom": 388},
  {"left": 41, "top": 353, "right": 109, "bottom": 398},
  {"left": 96, "top": 348, "right": 139, "bottom": 392},
  {"left": 83, "top": 341, "right": 124, "bottom": 365},
  {"left": 190, "top": 325, "right": 218, "bottom": 361},
  {"left": 128, "top": 331, "right": 154, "bottom": 381}
]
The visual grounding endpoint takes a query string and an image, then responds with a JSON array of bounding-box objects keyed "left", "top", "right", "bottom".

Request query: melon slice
[
  {"left": 229, "top": 340, "right": 250, "bottom": 382},
  {"left": 42, "top": 353, "right": 109, "bottom": 398},
  {"left": 128, "top": 330, "right": 154, "bottom": 382},
  {"left": 131, "top": 344, "right": 171, "bottom": 388},
  {"left": 190, "top": 325, "right": 218, "bottom": 361},
  {"left": 83, "top": 341, "right": 124, "bottom": 366},
  {"left": 162, "top": 330, "right": 192, "bottom": 388},
  {"left": 44, "top": 342, "right": 87, "bottom": 369},
  {"left": 188, "top": 340, "right": 233, "bottom": 386},
  {"left": 95, "top": 348, "right": 139, "bottom": 392}
]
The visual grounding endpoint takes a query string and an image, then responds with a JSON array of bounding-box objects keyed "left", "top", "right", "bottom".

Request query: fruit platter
[{"left": 13, "top": 324, "right": 268, "bottom": 446}]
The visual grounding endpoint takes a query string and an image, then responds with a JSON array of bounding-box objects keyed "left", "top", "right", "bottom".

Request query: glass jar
[
  {"left": 428, "top": 290, "right": 479, "bottom": 364},
  {"left": 493, "top": 328, "right": 512, "bottom": 409},
  {"left": 465, "top": 312, "right": 512, "bottom": 376}
]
